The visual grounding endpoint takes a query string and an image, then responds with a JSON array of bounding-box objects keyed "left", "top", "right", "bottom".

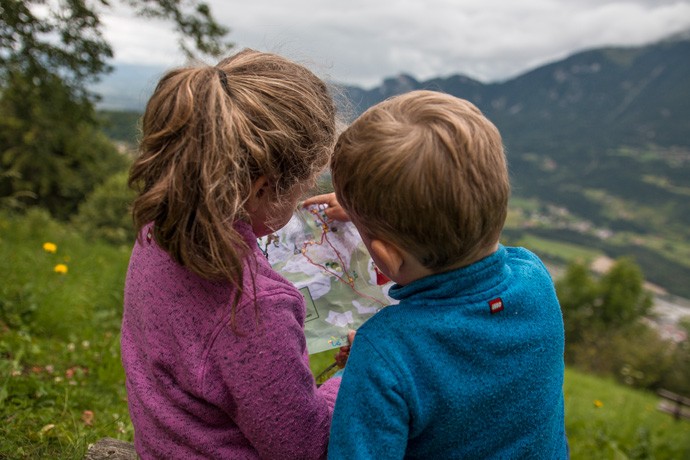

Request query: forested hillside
[
  {"left": 338, "top": 33, "right": 690, "bottom": 297},
  {"left": 96, "top": 33, "right": 690, "bottom": 296}
]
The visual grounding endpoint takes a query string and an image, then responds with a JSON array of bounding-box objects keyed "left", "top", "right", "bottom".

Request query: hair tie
[{"left": 217, "top": 68, "right": 232, "bottom": 96}]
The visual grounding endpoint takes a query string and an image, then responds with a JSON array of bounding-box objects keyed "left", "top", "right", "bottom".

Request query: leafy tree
[
  {"left": 556, "top": 261, "right": 599, "bottom": 344},
  {"left": 556, "top": 257, "right": 674, "bottom": 391},
  {"left": 98, "top": 110, "right": 143, "bottom": 145},
  {"left": 0, "top": 0, "right": 231, "bottom": 218},
  {"left": 596, "top": 257, "right": 652, "bottom": 327},
  {"left": 557, "top": 257, "right": 651, "bottom": 333},
  {"left": 658, "top": 318, "right": 690, "bottom": 395},
  {"left": 0, "top": 0, "right": 230, "bottom": 104},
  {"left": 72, "top": 170, "right": 136, "bottom": 245},
  {"left": 0, "top": 71, "right": 129, "bottom": 218}
]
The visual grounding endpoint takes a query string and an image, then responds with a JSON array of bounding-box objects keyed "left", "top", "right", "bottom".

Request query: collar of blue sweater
[{"left": 387, "top": 245, "right": 508, "bottom": 302}]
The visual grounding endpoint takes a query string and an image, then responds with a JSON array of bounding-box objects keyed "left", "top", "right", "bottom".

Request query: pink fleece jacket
[{"left": 121, "top": 220, "right": 340, "bottom": 459}]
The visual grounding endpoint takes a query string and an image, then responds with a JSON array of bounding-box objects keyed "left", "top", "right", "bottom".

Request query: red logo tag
[
  {"left": 374, "top": 265, "right": 390, "bottom": 286},
  {"left": 489, "top": 298, "right": 504, "bottom": 314}
]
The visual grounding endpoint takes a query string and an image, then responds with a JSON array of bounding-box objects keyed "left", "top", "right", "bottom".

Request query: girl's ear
[
  {"left": 246, "top": 176, "right": 269, "bottom": 213},
  {"left": 369, "top": 239, "right": 404, "bottom": 279}
]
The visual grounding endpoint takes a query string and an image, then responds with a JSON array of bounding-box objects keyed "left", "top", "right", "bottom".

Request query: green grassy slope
[{"left": 1, "top": 211, "right": 688, "bottom": 458}]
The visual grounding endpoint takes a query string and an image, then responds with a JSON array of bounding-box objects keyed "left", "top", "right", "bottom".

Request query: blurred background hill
[{"left": 98, "top": 31, "right": 690, "bottom": 298}]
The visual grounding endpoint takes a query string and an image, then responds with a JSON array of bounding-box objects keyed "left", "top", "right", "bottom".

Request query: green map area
[{"left": 257, "top": 205, "right": 395, "bottom": 354}]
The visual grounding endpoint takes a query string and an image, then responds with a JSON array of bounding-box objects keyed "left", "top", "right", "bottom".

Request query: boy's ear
[
  {"left": 247, "top": 176, "right": 269, "bottom": 212},
  {"left": 369, "top": 239, "right": 404, "bottom": 279}
]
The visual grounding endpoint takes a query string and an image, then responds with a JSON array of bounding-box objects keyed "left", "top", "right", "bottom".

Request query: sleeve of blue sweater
[{"left": 328, "top": 334, "right": 408, "bottom": 460}]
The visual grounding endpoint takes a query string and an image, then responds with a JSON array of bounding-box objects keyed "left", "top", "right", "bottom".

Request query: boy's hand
[
  {"left": 302, "top": 193, "right": 350, "bottom": 222},
  {"left": 334, "top": 330, "right": 356, "bottom": 368}
]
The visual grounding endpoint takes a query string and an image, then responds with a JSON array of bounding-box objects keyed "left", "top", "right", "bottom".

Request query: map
[{"left": 257, "top": 204, "right": 395, "bottom": 354}]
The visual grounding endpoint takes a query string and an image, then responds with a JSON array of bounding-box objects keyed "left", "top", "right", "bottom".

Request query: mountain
[
  {"left": 340, "top": 37, "right": 690, "bottom": 149},
  {"left": 333, "top": 34, "right": 690, "bottom": 297},
  {"left": 98, "top": 33, "right": 690, "bottom": 296},
  {"left": 93, "top": 63, "right": 166, "bottom": 111}
]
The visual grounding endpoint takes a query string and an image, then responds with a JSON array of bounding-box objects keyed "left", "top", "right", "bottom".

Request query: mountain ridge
[
  {"left": 339, "top": 38, "right": 690, "bottom": 149},
  {"left": 98, "top": 33, "right": 690, "bottom": 297},
  {"left": 330, "top": 34, "right": 690, "bottom": 297}
]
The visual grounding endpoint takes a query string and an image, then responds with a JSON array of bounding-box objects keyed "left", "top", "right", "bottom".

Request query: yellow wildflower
[
  {"left": 54, "top": 264, "right": 68, "bottom": 274},
  {"left": 43, "top": 242, "right": 57, "bottom": 253},
  {"left": 594, "top": 399, "right": 603, "bottom": 408}
]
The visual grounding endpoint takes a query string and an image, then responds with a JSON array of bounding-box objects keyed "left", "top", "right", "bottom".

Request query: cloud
[
  {"left": 101, "top": 9, "right": 180, "bottom": 65},
  {"left": 100, "top": 0, "right": 690, "bottom": 87}
]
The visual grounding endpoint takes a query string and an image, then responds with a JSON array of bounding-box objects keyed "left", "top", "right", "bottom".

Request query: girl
[{"left": 121, "top": 49, "right": 341, "bottom": 459}]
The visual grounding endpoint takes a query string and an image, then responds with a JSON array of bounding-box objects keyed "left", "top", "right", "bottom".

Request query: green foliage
[
  {"left": 98, "top": 110, "right": 142, "bottom": 146},
  {"left": 121, "top": 0, "right": 232, "bottom": 58},
  {"left": 660, "top": 321, "right": 690, "bottom": 396},
  {"left": 557, "top": 258, "right": 651, "bottom": 332},
  {"left": 566, "top": 324, "right": 675, "bottom": 390},
  {"left": 557, "top": 258, "right": 690, "bottom": 396},
  {"left": 557, "top": 261, "right": 600, "bottom": 344},
  {"left": 597, "top": 258, "right": 653, "bottom": 327},
  {"left": 0, "top": 0, "right": 112, "bottom": 103},
  {"left": 73, "top": 171, "right": 136, "bottom": 246},
  {"left": 0, "top": 169, "right": 36, "bottom": 211},
  {"left": 0, "top": 1, "right": 231, "bottom": 101},
  {"left": 0, "top": 0, "right": 231, "bottom": 221},
  {"left": 0, "top": 73, "right": 130, "bottom": 219}
]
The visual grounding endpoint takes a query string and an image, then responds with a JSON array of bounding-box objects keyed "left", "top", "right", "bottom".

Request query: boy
[{"left": 326, "top": 90, "right": 568, "bottom": 458}]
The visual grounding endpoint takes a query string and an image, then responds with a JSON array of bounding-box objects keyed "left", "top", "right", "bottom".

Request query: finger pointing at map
[{"left": 302, "top": 193, "right": 351, "bottom": 222}]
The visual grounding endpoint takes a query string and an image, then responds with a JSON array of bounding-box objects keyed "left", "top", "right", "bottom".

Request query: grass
[
  {"left": 1, "top": 210, "right": 689, "bottom": 459},
  {"left": 515, "top": 233, "right": 602, "bottom": 262},
  {"left": 0, "top": 209, "right": 132, "bottom": 458},
  {"left": 564, "top": 368, "right": 690, "bottom": 459}
]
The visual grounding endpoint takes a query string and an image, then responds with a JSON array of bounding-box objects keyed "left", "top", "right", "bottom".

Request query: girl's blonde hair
[
  {"left": 332, "top": 90, "right": 509, "bottom": 271},
  {"left": 129, "top": 49, "right": 336, "bottom": 289}
]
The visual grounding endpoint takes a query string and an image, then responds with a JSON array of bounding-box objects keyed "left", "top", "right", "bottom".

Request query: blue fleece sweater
[{"left": 328, "top": 246, "right": 567, "bottom": 459}]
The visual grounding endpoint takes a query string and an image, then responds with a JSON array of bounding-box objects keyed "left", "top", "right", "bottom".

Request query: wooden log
[
  {"left": 657, "top": 388, "right": 690, "bottom": 406},
  {"left": 84, "top": 438, "right": 138, "bottom": 460},
  {"left": 657, "top": 389, "right": 690, "bottom": 421}
]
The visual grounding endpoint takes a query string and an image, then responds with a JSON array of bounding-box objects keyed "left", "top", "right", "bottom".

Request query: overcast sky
[{"left": 101, "top": 0, "right": 690, "bottom": 88}]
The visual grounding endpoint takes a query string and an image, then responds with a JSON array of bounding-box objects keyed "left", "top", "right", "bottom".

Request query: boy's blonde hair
[
  {"left": 129, "top": 49, "right": 336, "bottom": 286},
  {"left": 332, "top": 90, "right": 509, "bottom": 271}
]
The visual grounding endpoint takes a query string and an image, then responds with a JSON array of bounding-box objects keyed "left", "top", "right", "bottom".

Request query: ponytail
[{"left": 129, "top": 49, "right": 336, "bottom": 310}]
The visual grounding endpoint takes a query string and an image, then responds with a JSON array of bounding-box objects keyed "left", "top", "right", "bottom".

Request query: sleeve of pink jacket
[{"left": 201, "top": 283, "right": 341, "bottom": 459}]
